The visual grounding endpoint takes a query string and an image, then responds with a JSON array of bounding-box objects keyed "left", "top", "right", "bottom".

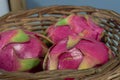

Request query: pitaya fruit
[
  {"left": 46, "top": 14, "right": 104, "bottom": 43},
  {"left": 43, "top": 36, "right": 113, "bottom": 70},
  {"left": 0, "top": 29, "right": 47, "bottom": 71}
]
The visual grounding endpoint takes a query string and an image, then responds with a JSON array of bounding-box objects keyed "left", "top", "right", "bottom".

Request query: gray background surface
[{"left": 26, "top": 0, "right": 120, "bottom": 13}]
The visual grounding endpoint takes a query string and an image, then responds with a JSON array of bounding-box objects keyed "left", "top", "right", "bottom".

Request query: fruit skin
[
  {"left": 0, "top": 29, "right": 47, "bottom": 71},
  {"left": 46, "top": 14, "right": 104, "bottom": 44},
  {"left": 43, "top": 37, "right": 112, "bottom": 71},
  {"left": 44, "top": 14, "right": 112, "bottom": 80},
  {"left": 46, "top": 25, "right": 74, "bottom": 43}
]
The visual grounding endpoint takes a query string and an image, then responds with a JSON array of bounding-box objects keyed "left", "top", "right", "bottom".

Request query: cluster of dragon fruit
[{"left": 0, "top": 14, "right": 114, "bottom": 72}]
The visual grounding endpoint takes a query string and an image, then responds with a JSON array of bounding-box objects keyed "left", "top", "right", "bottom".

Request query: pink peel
[
  {"left": 45, "top": 38, "right": 112, "bottom": 71},
  {"left": 0, "top": 29, "right": 47, "bottom": 71},
  {"left": 76, "top": 39, "right": 109, "bottom": 69},
  {"left": 58, "top": 48, "right": 83, "bottom": 69},
  {"left": 46, "top": 25, "right": 73, "bottom": 43}
]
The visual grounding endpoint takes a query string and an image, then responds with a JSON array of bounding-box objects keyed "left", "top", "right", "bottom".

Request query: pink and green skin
[
  {"left": 43, "top": 36, "right": 113, "bottom": 70},
  {"left": 0, "top": 29, "right": 47, "bottom": 71},
  {"left": 46, "top": 25, "right": 74, "bottom": 43},
  {"left": 45, "top": 14, "right": 112, "bottom": 80},
  {"left": 46, "top": 14, "right": 104, "bottom": 43}
]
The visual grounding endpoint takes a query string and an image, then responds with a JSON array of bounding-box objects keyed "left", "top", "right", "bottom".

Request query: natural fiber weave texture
[{"left": 0, "top": 5, "right": 120, "bottom": 80}]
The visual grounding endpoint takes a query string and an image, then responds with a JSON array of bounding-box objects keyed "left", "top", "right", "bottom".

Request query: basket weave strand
[{"left": 0, "top": 5, "right": 120, "bottom": 80}]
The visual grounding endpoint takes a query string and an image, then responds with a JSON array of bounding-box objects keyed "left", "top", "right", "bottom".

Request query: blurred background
[
  {"left": 0, "top": 0, "right": 120, "bottom": 16},
  {"left": 0, "top": 0, "right": 9, "bottom": 16},
  {"left": 26, "top": 0, "right": 120, "bottom": 14}
]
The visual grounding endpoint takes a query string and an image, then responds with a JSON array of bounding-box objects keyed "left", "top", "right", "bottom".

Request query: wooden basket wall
[{"left": 0, "top": 6, "right": 120, "bottom": 80}]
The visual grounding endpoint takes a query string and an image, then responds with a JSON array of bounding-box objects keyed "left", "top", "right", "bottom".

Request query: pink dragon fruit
[
  {"left": 46, "top": 14, "right": 104, "bottom": 43},
  {"left": 0, "top": 29, "right": 47, "bottom": 71},
  {"left": 43, "top": 36, "right": 113, "bottom": 70}
]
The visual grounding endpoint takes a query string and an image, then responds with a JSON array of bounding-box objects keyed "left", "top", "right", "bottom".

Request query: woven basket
[{"left": 0, "top": 5, "right": 120, "bottom": 80}]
